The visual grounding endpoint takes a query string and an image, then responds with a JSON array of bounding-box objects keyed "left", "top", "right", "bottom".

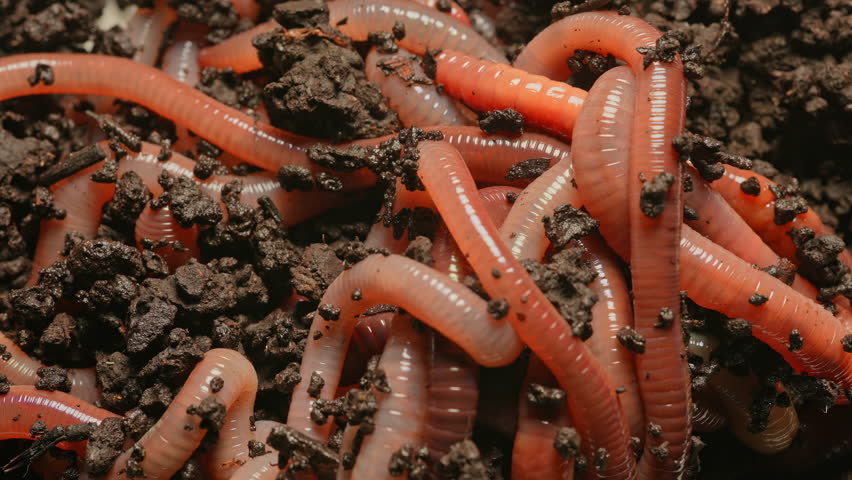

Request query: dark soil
[{"left": 0, "top": 0, "right": 850, "bottom": 479}]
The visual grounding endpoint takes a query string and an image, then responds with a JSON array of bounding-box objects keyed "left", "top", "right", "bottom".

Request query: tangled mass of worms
[{"left": 0, "top": 0, "right": 850, "bottom": 479}]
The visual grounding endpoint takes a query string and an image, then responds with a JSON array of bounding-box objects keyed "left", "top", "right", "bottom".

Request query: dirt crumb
[
  {"left": 479, "top": 108, "right": 524, "bottom": 134},
  {"left": 505, "top": 157, "right": 551, "bottom": 181}
]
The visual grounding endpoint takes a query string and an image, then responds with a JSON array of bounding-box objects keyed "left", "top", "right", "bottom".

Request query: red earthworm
[
  {"left": 340, "top": 316, "right": 428, "bottom": 479},
  {"left": 198, "top": 0, "right": 503, "bottom": 73},
  {"left": 31, "top": 142, "right": 347, "bottom": 281},
  {"left": 365, "top": 46, "right": 475, "bottom": 127},
  {"left": 422, "top": 186, "right": 516, "bottom": 464},
  {"left": 225, "top": 420, "right": 283, "bottom": 480},
  {"left": 517, "top": 14, "right": 692, "bottom": 478},
  {"left": 287, "top": 254, "right": 524, "bottom": 441},
  {"left": 570, "top": 66, "right": 635, "bottom": 260},
  {"left": 711, "top": 165, "right": 852, "bottom": 270},
  {"left": 498, "top": 153, "right": 578, "bottom": 262},
  {"left": 126, "top": 0, "right": 177, "bottom": 66},
  {"left": 434, "top": 51, "right": 588, "bottom": 138},
  {"left": 423, "top": 332, "right": 479, "bottom": 465},
  {"left": 415, "top": 141, "right": 635, "bottom": 479},
  {"left": 512, "top": 355, "right": 573, "bottom": 480},
  {"left": 0, "top": 385, "right": 118, "bottom": 456},
  {"left": 341, "top": 310, "right": 394, "bottom": 385},
  {"left": 512, "top": 15, "right": 690, "bottom": 470},
  {"left": 683, "top": 168, "right": 825, "bottom": 299},
  {"left": 105, "top": 348, "right": 257, "bottom": 480},
  {"left": 161, "top": 27, "right": 203, "bottom": 87},
  {"left": 0, "top": 332, "right": 99, "bottom": 405},
  {"left": 410, "top": 0, "right": 471, "bottom": 24},
  {"left": 578, "top": 235, "right": 645, "bottom": 441},
  {"left": 681, "top": 225, "right": 852, "bottom": 391},
  {"left": 0, "top": 57, "right": 570, "bottom": 186},
  {"left": 690, "top": 389, "right": 728, "bottom": 432},
  {"left": 568, "top": 66, "right": 839, "bottom": 313}
]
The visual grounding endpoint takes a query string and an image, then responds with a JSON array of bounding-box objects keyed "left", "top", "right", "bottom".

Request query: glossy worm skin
[
  {"left": 498, "top": 153, "right": 578, "bottom": 262},
  {"left": 687, "top": 332, "right": 798, "bottom": 453},
  {"left": 365, "top": 46, "right": 474, "bottom": 127},
  {"left": 711, "top": 370, "right": 799, "bottom": 454},
  {"left": 0, "top": 386, "right": 118, "bottom": 456},
  {"left": 415, "top": 141, "right": 635, "bottom": 479},
  {"left": 711, "top": 165, "right": 852, "bottom": 271},
  {"left": 198, "top": 0, "right": 505, "bottom": 73},
  {"left": 579, "top": 236, "right": 645, "bottom": 442},
  {"left": 287, "top": 254, "right": 524, "bottom": 442},
  {"left": 31, "top": 142, "right": 347, "bottom": 281},
  {"left": 681, "top": 225, "right": 852, "bottom": 391},
  {"left": 0, "top": 332, "right": 99, "bottom": 404},
  {"left": 0, "top": 59, "right": 570, "bottom": 188},
  {"left": 434, "top": 51, "right": 588, "bottom": 138},
  {"left": 423, "top": 186, "right": 516, "bottom": 464},
  {"left": 410, "top": 0, "right": 470, "bottom": 24},
  {"left": 571, "top": 66, "right": 635, "bottom": 261},
  {"left": 512, "top": 355, "right": 574, "bottom": 480},
  {"left": 161, "top": 27, "right": 203, "bottom": 87},
  {"left": 105, "top": 348, "right": 257, "bottom": 480},
  {"left": 515, "top": 13, "right": 693, "bottom": 474},
  {"left": 683, "top": 168, "right": 836, "bottom": 307},
  {"left": 126, "top": 0, "right": 176, "bottom": 67},
  {"left": 342, "top": 317, "right": 428, "bottom": 479},
  {"left": 690, "top": 389, "right": 728, "bottom": 432}
]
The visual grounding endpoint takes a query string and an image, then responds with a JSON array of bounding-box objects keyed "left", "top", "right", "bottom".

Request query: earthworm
[
  {"left": 690, "top": 389, "right": 728, "bottom": 432},
  {"left": 0, "top": 332, "right": 99, "bottom": 404},
  {"left": 161, "top": 26, "right": 203, "bottom": 87},
  {"left": 0, "top": 58, "right": 570, "bottom": 187},
  {"left": 421, "top": 186, "right": 516, "bottom": 464},
  {"left": 494, "top": 67, "right": 645, "bottom": 439},
  {"left": 498, "top": 143, "right": 578, "bottom": 262},
  {"left": 410, "top": 0, "right": 471, "bottom": 24},
  {"left": 511, "top": 355, "right": 574, "bottom": 480},
  {"left": 578, "top": 235, "right": 645, "bottom": 441},
  {"left": 570, "top": 66, "right": 635, "bottom": 260},
  {"left": 568, "top": 65, "right": 838, "bottom": 312},
  {"left": 511, "top": 12, "right": 693, "bottom": 471},
  {"left": 341, "top": 310, "right": 394, "bottom": 385},
  {"left": 31, "top": 142, "right": 347, "bottom": 280},
  {"left": 126, "top": 0, "right": 176, "bottom": 67},
  {"left": 434, "top": 51, "right": 588, "bottom": 138},
  {"left": 105, "top": 348, "right": 257, "bottom": 480},
  {"left": 680, "top": 225, "right": 852, "bottom": 391},
  {"left": 287, "top": 254, "right": 524, "bottom": 442},
  {"left": 711, "top": 370, "right": 799, "bottom": 454},
  {"left": 198, "top": 0, "right": 504, "bottom": 73},
  {"left": 415, "top": 141, "right": 635, "bottom": 478},
  {"left": 683, "top": 168, "right": 826, "bottom": 300},
  {"left": 364, "top": 46, "right": 474, "bottom": 127},
  {"left": 423, "top": 332, "right": 479, "bottom": 465},
  {"left": 711, "top": 165, "right": 852, "bottom": 270},
  {"left": 340, "top": 316, "right": 428, "bottom": 479},
  {"left": 224, "top": 420, "right": 282, "bottom": 480},
  {"left": 687, "top": 332, "right": 799, "bottom": 454},
  {"left": 0, "top": 385, "right": 118, "bottom": 457}
]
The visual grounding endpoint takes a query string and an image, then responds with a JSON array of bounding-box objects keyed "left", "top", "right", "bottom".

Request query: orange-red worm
[
  {"left": 0, "top": 386, "right": 118, "bottom": 456},
  {"left": 493, "top": 13, "right": 691, "bottom": 477},
  {"left": 415, "top": 141, "right": 636, "bottom": 479},
  {"left": 711, "top": 165, "right": 852, "bottom": 271},
  {"left": 198, "top": 0, "right": 499, "bottom": 74}
]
